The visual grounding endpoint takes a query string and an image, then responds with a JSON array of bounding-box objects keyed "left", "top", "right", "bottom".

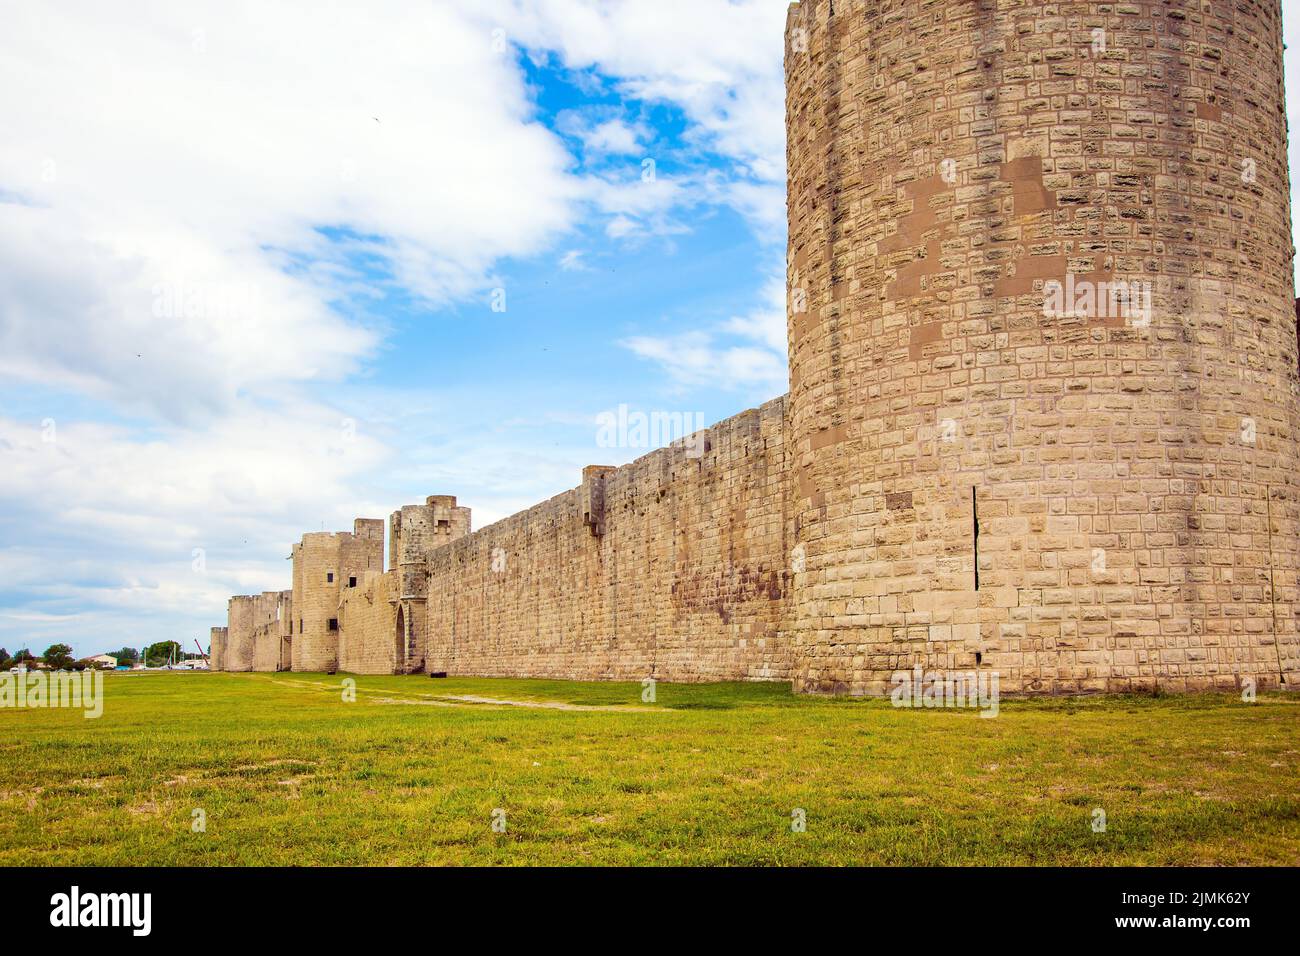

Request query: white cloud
[
  {"left": 583, "top": 168, "right": 695, "bottom": 243},
  {"left": 586, "top": 119, "right": 643, "bottom": 153},
  {"left": 561, "top": 115, "right": 650, "bottom": 155},
  {"left": 620, "top": 272, "right": 788, "bottom": 396},
  {"left": 487, "top": 0, "right": 787, "bottom": 231},
  {"left": 0, "top": 403, "right": 392, "bottom": 614},
  {"left": 606, "top": 215, "right": 639, "bottom": 239},
  {"left": 0, "top": 205, "right": 373, "bottom": 425},
  {"left": 559, "top": 250, "right": 589, "bottom": 271},
  {"left": 722, "top": 274, "right": 788, "bottom": 354},
  {"left": 622, "top": 330, "right": 786, "bottom": 395},
  {"left": 0, "top": 0, "right": 580, "bottom": 422}
]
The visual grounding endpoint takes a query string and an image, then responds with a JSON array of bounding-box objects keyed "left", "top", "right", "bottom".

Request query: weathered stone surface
[
  {"left": 338, "top": 570, "right": 399, "bottom": 675},
  {"left": 290, "top": 520, "right": 384, "bottom": 673},
  {"left": 224, "top": 596, "right": 255, "bottom": 672},
  {"left": 421, "top": 399, "right": 791, "bottom": 683},
  {"left": 209, "top": 627, "right": 227, "bottom": 671},
  {"left": 784, "top": 0, "right": 1300, "bottom": 694},
  {"left": 251, "top": 591, "right": 292, "bottom": 672},
  {"left": 390, "top": 496, "right": 471, "bottom": 674},
  {"left": 225, "top": 591, "right": 292, "bottom": 672}
]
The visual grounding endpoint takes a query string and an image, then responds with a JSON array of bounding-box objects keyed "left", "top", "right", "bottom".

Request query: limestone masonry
[{"left": 214, "top": 0, "right": 1300, "bottom": 695}]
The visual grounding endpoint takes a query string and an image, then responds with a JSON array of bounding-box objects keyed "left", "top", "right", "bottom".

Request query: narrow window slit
[{"left": 972, "top": 486, "right": 980, "bottom": 591}]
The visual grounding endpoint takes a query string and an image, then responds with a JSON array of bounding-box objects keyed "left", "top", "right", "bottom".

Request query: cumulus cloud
[
  {"left": 0, "top": 404, "right": 392, "bottom": 652},
  {"left": 0, "top": 0, "right": 581, "bottom": 423},
  {"left": 557, "top": 112, "right": 651, "bottom": 156},
  {"left": 559, "top": 250, "right": 589, "bottom": 271},
  {"left": 487, "top": 0, "right": 788, "bottom": 232},
  {"left": 620, "top": 273, "right": 787, "bottom": 396},
  {"left": 487, "top": 0, "right": 786, "bottom": 178},
  {"left": 584, "top": 119, "right": 645, "bottom": 154}
]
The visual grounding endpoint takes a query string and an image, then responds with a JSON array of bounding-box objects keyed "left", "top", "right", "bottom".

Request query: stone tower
[
  {"left": 290, "top": 518, "right": 385, "bottom": 672},
  {"left": 225, "top": 596, "right": 256, "bottom": 672},
  {"left": 389, "top": 495, "right": 470, "bottom": 673},
  {"left": 784, "top": 0, "right": 1300, "bottom": 694},
  {"left": 209, "top": 626, "right": 227, "bottom": 671}
]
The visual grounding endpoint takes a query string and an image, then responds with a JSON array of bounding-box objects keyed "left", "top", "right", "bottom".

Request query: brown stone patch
[{"left": 909, "top": 320, "right": 946, "bottom": 359}]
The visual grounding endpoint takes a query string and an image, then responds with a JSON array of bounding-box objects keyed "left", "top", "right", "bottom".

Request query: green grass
[{"left": 2, "top": 672, "right": 1298, "bottom": 865}]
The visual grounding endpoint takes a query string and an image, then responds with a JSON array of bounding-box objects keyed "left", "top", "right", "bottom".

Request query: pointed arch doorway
[{"left": 395, "top": 605, "right": 406, "bottom": 674}]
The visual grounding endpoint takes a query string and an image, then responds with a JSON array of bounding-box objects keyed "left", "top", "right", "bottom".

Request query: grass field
[{"left": 1, "top": 672, "right": 1298, "bottom": 865}]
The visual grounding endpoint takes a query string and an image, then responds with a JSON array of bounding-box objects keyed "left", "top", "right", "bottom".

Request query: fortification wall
[
  {"left": 223, "top": 592, "right": 291, "bottom": 672},
  {"left": 784, "top": 0, "right": 1300, "bottom": 695},
  {"left": 211, "top": 2, "right": 1299, "bottom": 698},
  {"left": 421, "top": 399, "right": 791, "bottom": 683},
  {"left": 251, "top": 590, "right": 292, "bottom": 672},
  {"left": 338, "top": 571, "right": 400, "bottom": 674}
]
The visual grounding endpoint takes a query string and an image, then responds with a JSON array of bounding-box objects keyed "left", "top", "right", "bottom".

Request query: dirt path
[
  {"left": 241, "top": 674, "right": 656, "bottom": 712},
  {"left": 439, "top": 694, "right": 656, "bottom": 713}
]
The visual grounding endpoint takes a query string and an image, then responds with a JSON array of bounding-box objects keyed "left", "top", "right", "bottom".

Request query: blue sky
[{"left": 1, "top": 0, "right": 1299, "bottom": 659}]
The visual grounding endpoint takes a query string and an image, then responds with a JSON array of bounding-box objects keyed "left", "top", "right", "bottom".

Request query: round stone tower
[{"left": 784, "top": 0, "right": 1300, "bottom": 694}]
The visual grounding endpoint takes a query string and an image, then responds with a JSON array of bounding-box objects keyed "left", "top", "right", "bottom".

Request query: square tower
[
  {"left": 389, "top": 495, "right": 471, "bottom": 673},
  {"left": 290, "top": 517, "right": 384, "bottom": 672}
]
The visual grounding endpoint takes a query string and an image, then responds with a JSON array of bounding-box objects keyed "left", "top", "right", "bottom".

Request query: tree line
[{"left": 0, "top": 641, "right": 203, "bottom": 671}]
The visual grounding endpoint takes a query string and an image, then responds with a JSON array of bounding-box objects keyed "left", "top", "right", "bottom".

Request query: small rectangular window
[
  {"left": 328, "top": 618, "right": 339, "bottom": 632},
  {"left": 349, "top": 576, "right": 357, "bottom": 588},
  {"left": 327, "top": 572, "right": 334, "bottom": 583}
]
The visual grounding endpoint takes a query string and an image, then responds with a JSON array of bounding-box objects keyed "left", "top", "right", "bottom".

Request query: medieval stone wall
[
  {"left": 227, "top": 592, "right": 292, "bottom": 672},
  {"left": 338, "top": 571, "right": 400, "bottom": 675},
  {"left": 391, "top": 496, "right": 471, "bottom": 673},
  {"left": 211, "top": 1, "right": 1299, "bottom": 697},
  {"left": 421, "top": 399, "right": 791, "bottom": 683},
  {"left": 251, "top": 591, "right": 292, "bottom": 672}
]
